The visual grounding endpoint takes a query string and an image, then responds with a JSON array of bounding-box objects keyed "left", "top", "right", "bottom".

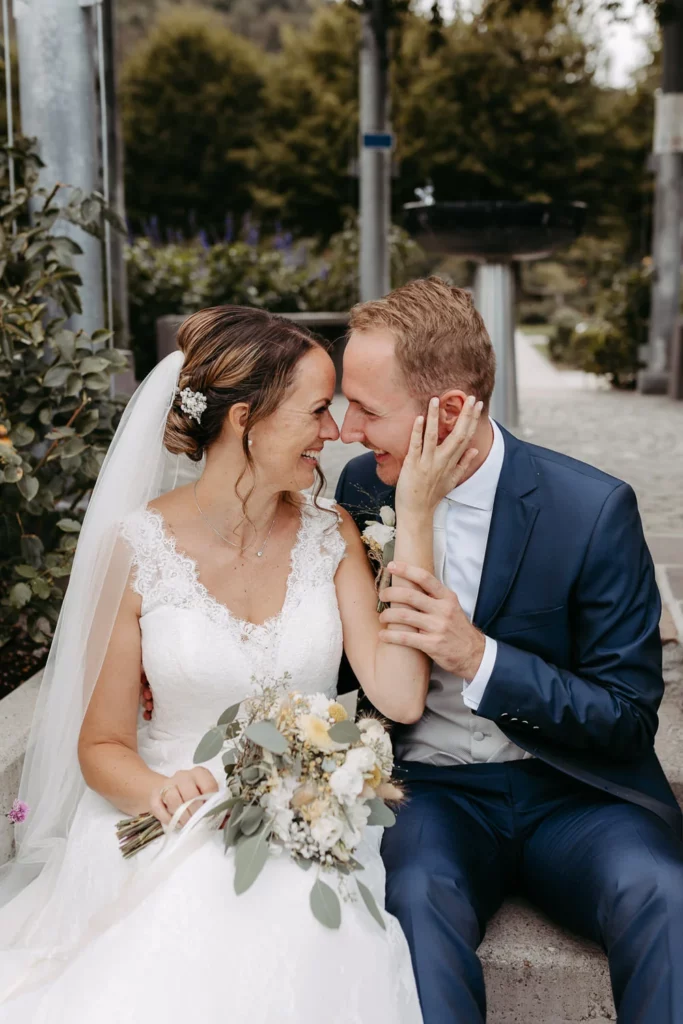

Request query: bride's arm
[
  {"left": 335, "top": 504, "right": 434, "bottom": 724},
  {"left": 78, "top": 579, "right": 217, "bottom": 823},
  {"left": 335, "top": 397, "right": 481, "bottom": 724}
]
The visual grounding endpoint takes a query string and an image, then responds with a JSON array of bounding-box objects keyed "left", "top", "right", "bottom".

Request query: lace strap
[
  {"left": 290, "top": 496, "right": 346, "bottom": 592},
  {"left": 120, "top": 506, "right": 196, "bottom": 604}
]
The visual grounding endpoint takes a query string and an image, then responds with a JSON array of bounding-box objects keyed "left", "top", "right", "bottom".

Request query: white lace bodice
[{"left": 121, "top": 496, "right": 346, "bottom": 775}]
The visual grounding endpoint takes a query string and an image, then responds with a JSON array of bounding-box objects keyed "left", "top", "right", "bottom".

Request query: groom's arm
[
  {"left": 476, "top": 482, "right": 663, "bottom": 760},
  {"left": 380, "top": 483, "right": 663, "bottom": 760}
]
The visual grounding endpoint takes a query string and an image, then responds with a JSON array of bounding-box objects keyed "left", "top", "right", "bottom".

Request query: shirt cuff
[{"left": 462, "top": 636, "right": 498, "bottom": 710}]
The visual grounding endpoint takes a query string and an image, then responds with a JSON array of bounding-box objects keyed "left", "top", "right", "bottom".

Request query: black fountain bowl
[{"left": 402, "top": 200, "right": 587, "bottom": 261}]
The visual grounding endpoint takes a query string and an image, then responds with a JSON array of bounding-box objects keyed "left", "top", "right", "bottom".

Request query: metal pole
[
  {"left": 359, "top": 1, "right": 391, "bottom": 302},
  {"left": 102, "top": 0, "right": 130, "bottom": 352},
  {"left": 474, "top": 263, "right": 518, "bottom": 429},
  {"left": 14, "top": 0, "right": 104, "bottom": 334},
  {"left": 640, "top": 0, "right": 683, "bottom": 395},
  {"left": 2, "top": 0, "right": 14, "bottom": 203},
  {"left": 94, "top": 0, "right": 113, "bottom": 340}
]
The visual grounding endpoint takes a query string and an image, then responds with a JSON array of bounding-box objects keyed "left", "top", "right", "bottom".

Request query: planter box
[{"left": 0, "top": 672, "right": 42, "bottom": 865}]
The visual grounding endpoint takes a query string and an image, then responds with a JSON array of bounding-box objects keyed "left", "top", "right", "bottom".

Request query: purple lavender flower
[{"left": 6, "top": 799, "right": 29, "bottom": 824}]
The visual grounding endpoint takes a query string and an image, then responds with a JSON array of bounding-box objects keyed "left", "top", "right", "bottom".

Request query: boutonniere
[{"left": 360, "top": 505, "right": 396, "bottom": 612}]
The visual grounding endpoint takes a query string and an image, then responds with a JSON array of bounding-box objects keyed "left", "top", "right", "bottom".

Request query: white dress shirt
[{"left": 395, "top": 420, "right": 529, "bottom": 766}]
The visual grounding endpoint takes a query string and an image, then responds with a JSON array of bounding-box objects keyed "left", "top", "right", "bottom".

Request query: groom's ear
[{"left": 437, "top": 390, "right": 468, "bottom": 442}]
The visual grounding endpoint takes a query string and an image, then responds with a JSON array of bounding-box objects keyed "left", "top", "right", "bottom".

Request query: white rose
[
  {"left": 329, "top": 766, "right": 364, "bottom": 806},
  {"left": 310, "top": 814, "right": 345, "bottom": 851},
  {"left": 308, "top": 693, "right": 333, "bottom": 720},
  {"left": 262, "top": 777, "right": 298, "bottom": 841},
  {"left": 362, "top": 521, "right": 395, "bottom": 550},
  {"left": 344, "top": 746, "right": 376, "bottom": 774},
  {"left": 341, "top": 802, "right": 371, "bottom": 849},
  {"left": 380, "top": 505, "right": 396, "bottom": 527}
]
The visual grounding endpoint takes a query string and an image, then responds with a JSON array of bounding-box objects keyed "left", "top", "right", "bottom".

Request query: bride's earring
[{"left": 247, "top": 438, "right": 253, "bottom": 448}]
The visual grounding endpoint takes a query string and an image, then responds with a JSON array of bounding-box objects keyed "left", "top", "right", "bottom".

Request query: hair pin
[{"left": 176, "top": 386, "right": 207, "bottom": 424}]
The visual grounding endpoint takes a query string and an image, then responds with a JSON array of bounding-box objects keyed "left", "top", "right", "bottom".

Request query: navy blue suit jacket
[{"left": 335, "top": 425, "right": 682, "bottom": 836}]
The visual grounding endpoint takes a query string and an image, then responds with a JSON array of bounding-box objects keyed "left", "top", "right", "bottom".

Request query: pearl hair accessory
[{"left": 176, "top": 386, "right": 207, "bottom": 424}]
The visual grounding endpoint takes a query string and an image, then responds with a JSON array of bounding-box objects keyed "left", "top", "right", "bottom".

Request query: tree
[
  {"left": 121, "top": 7, "right": 266, "bottom": 234},
  {"left": 391, "top": 8, "right": 613, "bottom": 230},
  {"left": 249, "top": 3, "right": 360, "bottom": 238}
]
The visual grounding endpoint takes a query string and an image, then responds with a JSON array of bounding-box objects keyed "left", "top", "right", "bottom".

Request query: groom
[{"left": 334, "top": 276, "right": 683, "bottom": 1024}]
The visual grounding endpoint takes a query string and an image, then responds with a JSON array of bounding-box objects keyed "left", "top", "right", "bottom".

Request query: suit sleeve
[{"left": 477, "top": 483, "right": 663, "bottom": 760}]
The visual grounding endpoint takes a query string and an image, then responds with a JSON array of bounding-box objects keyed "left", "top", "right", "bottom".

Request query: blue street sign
[{"left": 362, "top": 132, "right": 394, "bottom": 150}]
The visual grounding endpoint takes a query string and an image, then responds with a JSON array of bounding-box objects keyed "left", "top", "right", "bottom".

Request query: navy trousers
[{"left": 381, "top": 759, "right": 683, "bottom": 1024}]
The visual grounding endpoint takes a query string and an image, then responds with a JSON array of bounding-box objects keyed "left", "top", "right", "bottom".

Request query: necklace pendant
[{"left": 256, "top": 550, "right": 263, "bottom": 557}]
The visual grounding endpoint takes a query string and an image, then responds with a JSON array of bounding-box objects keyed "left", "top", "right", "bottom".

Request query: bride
[{"left": 0, "top": 305, "right": 480, "bottom": 1023}]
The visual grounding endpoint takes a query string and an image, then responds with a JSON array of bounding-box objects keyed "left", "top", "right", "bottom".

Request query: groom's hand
[
  {"left": 378, "top": 562, "right": 486, "bottom": 680},
  {"left": 140, "top": 669, "right": 154, "bottom": 721}
]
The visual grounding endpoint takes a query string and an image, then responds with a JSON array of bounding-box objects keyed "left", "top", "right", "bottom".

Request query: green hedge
[{"left": 126, "top": 222, "right": 422, "bottom": 380}]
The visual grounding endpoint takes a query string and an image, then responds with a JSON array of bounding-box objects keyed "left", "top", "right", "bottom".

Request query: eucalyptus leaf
[
  {"left": 218, "top": 702, "right": 241, "bottom": 726},
  {"left": 222, "top": 748, "right": 238, "bottom": 766},
  {"left": 335, "top": 690, "right": 359, "bottom": 722},
  {"left": 233, "top": 828, "right": 270, "bottom": 894},
  {"left": 382, "top": 538, "right": 395, "bottom": 563},
  {"left": 204, "top": 797, "right": 238, "bottom": 818},
  {"left": 244, "top": 720, "right": 289, "bottom": 755},
  {"left": 357, "top": 879, "right": 386, "bottom": 931},
  {"left": 295, "top": 857, "right": 313, "bottom": 871},
  {"left": 309, "top": 878, "right": 341, "bottom": 930},
  {"left": 193, "top": 726, "right": 225, "bottom": 764},
  {"left": 328, "top": 720, "right": 361, "bottom": 744},
  {"left": 238, "top": 805, "right": 264, "bottom": 836},
  {"left": 366, "top": 798, "right": 396, "bottom": 828},
  {"left": 241, "top": 764, "right": 266, "bottom": 785},
  {"left": 224, "top": 800, "right": 245, "bottom": 849}
]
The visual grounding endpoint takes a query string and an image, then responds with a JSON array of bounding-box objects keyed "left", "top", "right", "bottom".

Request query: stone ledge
[
  {"left": 481, "top": 898, "right": 615, "bottom": 1023},
  {"left": 0, "top": 672, "right": 42, "bottom": 864}
]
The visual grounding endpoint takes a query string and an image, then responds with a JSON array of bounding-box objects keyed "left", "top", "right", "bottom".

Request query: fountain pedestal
[{"left": 403, "top": 199, "right": 586, "bottom": 427}]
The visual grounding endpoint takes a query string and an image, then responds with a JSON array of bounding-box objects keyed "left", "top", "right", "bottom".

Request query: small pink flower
[{"left": 6, "top": 800, "right": 29, "bottom": 824}]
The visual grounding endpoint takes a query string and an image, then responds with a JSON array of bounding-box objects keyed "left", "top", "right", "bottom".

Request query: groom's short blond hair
[{"left": 349, "top": 276, "right": 496, "bottom": 409}]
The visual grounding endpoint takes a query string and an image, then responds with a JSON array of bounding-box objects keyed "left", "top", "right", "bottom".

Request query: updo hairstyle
[{"left": 164, "top": 305, "right": 324, "bottom": 467}]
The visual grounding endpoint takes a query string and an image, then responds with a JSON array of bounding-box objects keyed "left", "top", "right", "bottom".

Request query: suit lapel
[{"left": 473, "top": 427, "right": 540, "bottom": 633}]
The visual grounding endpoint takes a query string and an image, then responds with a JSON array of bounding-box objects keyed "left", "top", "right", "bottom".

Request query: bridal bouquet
[
  {"left": 116, "top": 677, "right": 403, "bottom": 930},
  {"left": 360, "top": 505, "right": 396, "bottom": 612}
]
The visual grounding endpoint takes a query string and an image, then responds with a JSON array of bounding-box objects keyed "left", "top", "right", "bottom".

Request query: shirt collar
[{"left": 445, "top": 418, "right": 505, "bottom": 511}]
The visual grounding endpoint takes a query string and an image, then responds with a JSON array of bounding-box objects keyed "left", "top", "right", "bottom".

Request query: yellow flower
[
  {"left": 367, "top": 765, "right": 383, "bottom": 788},
  {"left": 299, "top": 714, "right": 345, "bottom": 753},
  {"left": 328, "top": 702, "right": 348, "bottom": 723}
]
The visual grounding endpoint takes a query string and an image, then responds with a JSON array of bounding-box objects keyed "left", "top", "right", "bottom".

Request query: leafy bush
[
  {"left": 568, "top": 262, "right": 651, "bottom": 389},
  {"left": 0, "top": 140, "right": 128, "bottom": 662},
  {"left": 126, "top": 222, "right": 422, "bottom": 380},
  {"left": 548, "top": 305, "right": 583, "bottom": 364}
]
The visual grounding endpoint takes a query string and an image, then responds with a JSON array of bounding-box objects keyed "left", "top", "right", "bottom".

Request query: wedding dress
[{"left": 0, "top": 498, "right": 423, "bottom": 1023}]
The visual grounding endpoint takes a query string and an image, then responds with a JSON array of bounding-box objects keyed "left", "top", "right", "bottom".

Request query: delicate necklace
[{"left": 193, "top": 482, "right": 279, "bottom": 558}]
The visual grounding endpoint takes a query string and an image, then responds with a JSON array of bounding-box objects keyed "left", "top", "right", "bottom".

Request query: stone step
[{"left": 481, "top": 644, "right": 683, "bottom": 1023}]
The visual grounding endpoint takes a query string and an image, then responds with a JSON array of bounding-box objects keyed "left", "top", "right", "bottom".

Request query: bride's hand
[
  {"left": 149, "top": 767, "right": 219, "bottom": 827},
  {"left": 395, "top": 395, "right": 483, "bottom": 518}
]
